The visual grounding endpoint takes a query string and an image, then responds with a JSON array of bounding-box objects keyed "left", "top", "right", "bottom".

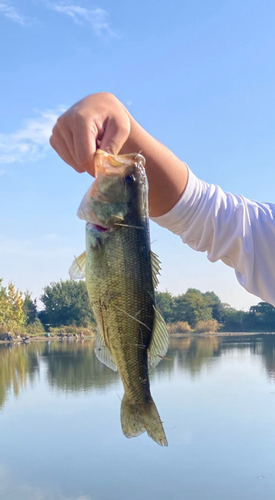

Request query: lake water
[{"left": 1, "top": 335, "right": 275, "bottom": 500}]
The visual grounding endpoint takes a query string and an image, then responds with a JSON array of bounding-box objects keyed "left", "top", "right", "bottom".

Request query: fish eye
[{"left": 124, "top": 174, "right": 135, "bottom": 184}]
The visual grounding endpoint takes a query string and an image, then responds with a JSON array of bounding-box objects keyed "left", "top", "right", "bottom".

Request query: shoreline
[
  {"left": 0, "top": 335, "right": 95, "bottom": 345},
  {"left": 170, "top": 331, "right": 275, "bottom": 337},
  {"left": 1, "top": 331, "right": 274, "bottom": 345}
]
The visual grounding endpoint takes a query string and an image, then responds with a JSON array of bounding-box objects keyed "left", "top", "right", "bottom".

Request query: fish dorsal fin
[
  {"left": 151, "top": 251, "right": 161, "bottom": 288},
  {"left": 69, "top": 251, "right": 86, "bottom": 280},
  {"left": 95, "top": 328, "right": 118, "bottom": 372},
  {"left": 148, "top": 306, "right": 170, "bottom": 369}
]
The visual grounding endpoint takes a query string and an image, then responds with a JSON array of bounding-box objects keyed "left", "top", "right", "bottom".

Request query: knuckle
[
  {"left": 49, "top": 134, "right": 56, "bottom": 149},
  {"left": 51, "top": 123, "right": 58, "bottom": 136},
  {"left": 69, "top": 107, "right": 80, "bottom": 121},
  {"left": 73, "top": 109, "right": 91, "bottom": 130},
  {"left": 56, "top": 115, "right": 64, "bottom": 127},
  {"left": 119, "top": 119, "right": 131, "bottom": 137},
  {"left": 98, "top": 91, "right": 115, "bottom": 102},
  {"left": 74, "top": 109, "right": 86, "bottom": 123},
  {"left": 74, "top": 165, "right": 85, "bottom": 173}
]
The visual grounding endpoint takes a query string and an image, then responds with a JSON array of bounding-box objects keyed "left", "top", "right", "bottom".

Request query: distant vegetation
[
  {"left": 156, "top": 289, "right": 275, "bottom": 332},
  {"left": 39, "top": 280, "right": 94, "bottom": 328},
  {"left": 0, "top": 278, "right": 95, "bottom": 336},
  {"left": 1, "top": 278, "right": 275, "bottom": 335}
]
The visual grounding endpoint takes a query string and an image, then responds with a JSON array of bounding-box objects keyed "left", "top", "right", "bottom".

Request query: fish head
[{"left": 78, "top": 150, "right": 148, "bottom": 228}]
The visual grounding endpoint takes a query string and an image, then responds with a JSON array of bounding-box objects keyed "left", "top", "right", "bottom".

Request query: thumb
[{"left": 99, "top": 115, "right": 131, "bottom": 156}]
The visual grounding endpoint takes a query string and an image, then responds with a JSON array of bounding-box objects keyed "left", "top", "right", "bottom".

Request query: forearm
[
  {"left": 153, "top": 167, "right": 275, "bottom": 306},
  {"left": 120, "top": 115, "right": 188, "bottom": 217}
]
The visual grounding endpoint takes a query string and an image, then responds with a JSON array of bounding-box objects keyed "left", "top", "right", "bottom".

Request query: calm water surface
[{"left": 1, "top": 335, "right": 275, "bottom": 500}]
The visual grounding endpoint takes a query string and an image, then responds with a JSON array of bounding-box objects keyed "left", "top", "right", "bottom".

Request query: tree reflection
[
  {"left": 167, "top": 337, "right": 221, "bottom": 376},
  {"left": 0, "top": 343, "right": 40, "bottom": 409},
  {"left": 259, "top": 335, "right": 275, "bottom": 378},
  {"left": 1, "top": 334, "right": 275, "bottom": 411},
  {"left": 42, "top": 340, "right": 120, "bottom": 392}
]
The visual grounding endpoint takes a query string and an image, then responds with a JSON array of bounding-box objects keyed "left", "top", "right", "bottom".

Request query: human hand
[
  {"left": 50, "top": 93, "right": 131, "bottom": 176},
  {"left": 50, "top": 92, "right": 188, "bottom": 217}
]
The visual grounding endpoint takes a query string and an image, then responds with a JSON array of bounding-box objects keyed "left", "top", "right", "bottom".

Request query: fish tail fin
[{"left": 121, "top": 394, "right": 168, "bottom": 447}]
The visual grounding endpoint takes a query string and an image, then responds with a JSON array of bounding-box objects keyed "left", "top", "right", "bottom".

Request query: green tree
[
  {"left": 0, "top": 279, "right": 7, "bottom": 324},
  {"left": 155, "top": 290, "right": 174, "bottom": 323},
  {"left": 23, "top": 291, "right": 37, "bottom": 325},
  {"left": 0, "top": 279, "right": 25, "bottom": 330},
  {"left": 173, "top": 289, "right": 213, "bottom": 327},
  {"left": 39, "top": 280, "right": 94, "bottom": 327},
  {"left": 248, "top": 302, "right": 275, "bottom": 330},
  {"left": 223, "top": 307, "right": 246, "bottom": 331},
  {"left": 203, "top": 291, "right": 228, "bottom": 323}
]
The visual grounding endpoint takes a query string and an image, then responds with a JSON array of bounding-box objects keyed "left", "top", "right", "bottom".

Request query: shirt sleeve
[{"left": 151, "top": 166, "right": 275, "bottom": 307}]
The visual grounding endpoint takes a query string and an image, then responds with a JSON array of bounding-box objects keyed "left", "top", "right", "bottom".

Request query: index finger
[{"left": 73, "top": 115, "right": 98, "bottom": 176}]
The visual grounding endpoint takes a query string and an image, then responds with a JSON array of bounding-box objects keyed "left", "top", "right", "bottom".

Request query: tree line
[
  {"left": 155, "top": 289, "right": 275, "bottom": 332},
  {"left": 1, "top": 277, "right": 275, "bottom": 333},
  {"left": 0, "top": 278, "right": 94, "bottom": 335}
]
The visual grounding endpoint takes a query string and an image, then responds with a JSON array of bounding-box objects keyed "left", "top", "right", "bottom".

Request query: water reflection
[
  {"left": 259, "top": 335, "right": 275, "bottom": 378},
  {"left": 168, "top": 336, "right": 221, "bottom": 376},
  {"left": 42, "top": 340, "right": 120, "bottom": 392},
  {"left": 1, "top": 334, "right": 275, "bottom": 409},
  {"left": 0, "top": 343, "right": 40, "bottom": 409}
]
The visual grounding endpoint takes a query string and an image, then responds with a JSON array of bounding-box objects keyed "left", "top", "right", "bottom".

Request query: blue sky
[{"left": 0, "top": 0, "right": 274, "bottom": 310}]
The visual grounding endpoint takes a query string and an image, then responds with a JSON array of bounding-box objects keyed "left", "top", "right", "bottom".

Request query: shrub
[
  {"left": 25, "top": 319, "right": 45, "bottom": 335},
  {"left": 195, "top": 319, "right": 220, "bottom": 333},
  {"left": 167, "top": 321, "right": 191, "bottom": 334},
  {"left": 0, "top": 322, "right": 25, "bottom": 335}
]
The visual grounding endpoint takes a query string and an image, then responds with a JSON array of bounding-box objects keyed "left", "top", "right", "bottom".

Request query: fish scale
[{"left": 86, "top": 222, "right": 153, "bottom": 404}]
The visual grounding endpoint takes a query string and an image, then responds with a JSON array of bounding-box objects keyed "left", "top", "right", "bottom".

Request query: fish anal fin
[
  {"left": 148, "top": 306, "right": 170, "bottom": 369},
  {"left": 69, "top": 251, "right": 86, "bottom": 280}
]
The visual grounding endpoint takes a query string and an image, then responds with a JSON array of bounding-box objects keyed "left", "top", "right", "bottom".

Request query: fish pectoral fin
[
  {"left": 95, "top": 329, "right": 117, "bottom": 372},
  {"left": 121, "top": 394, "right": 168, "bottom": 446},
  {"left": 69, "top": 251, "right": 86, "bottom": 280},
  {"left": 150, "top": 251, "right": 162, "bottom": 288},
  {"left": 148, "top": 306, "right": 170, "bottom": 369}
]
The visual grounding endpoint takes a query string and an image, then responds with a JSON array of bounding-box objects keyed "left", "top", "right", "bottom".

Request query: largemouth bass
[{"left": 70, "top": 150, "right": 169, "bottom": 446}]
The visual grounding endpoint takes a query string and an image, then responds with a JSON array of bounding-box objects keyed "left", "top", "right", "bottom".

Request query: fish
[{"left": 70, "top": 149, "right": 169, "bottom": 446}]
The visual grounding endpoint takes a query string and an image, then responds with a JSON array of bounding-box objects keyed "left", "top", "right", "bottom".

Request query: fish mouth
[
  {"left": 92, "top": 224, "right": 110, "bottom": 232},
  {"left": 87, "top": 222, "right": 111, "bottom": 233}
]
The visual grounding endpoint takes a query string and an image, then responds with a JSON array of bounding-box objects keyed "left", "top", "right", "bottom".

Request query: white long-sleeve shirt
[{"left": 151, "top": 167, "right": 275, "bottom": 307}]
